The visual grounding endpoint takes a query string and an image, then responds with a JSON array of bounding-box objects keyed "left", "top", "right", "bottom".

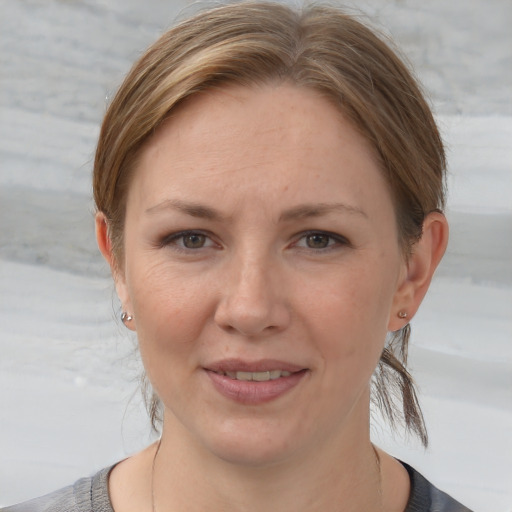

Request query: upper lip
[{"left": 205, "top": 359, "right": 306, "bottom": 374}]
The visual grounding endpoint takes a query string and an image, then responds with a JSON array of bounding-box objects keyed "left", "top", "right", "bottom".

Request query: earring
[
  {"left": 397, "top": 311, "right": 408, "bottom": 319},
  {"left": 121, "top": 311, "right": 133, "bottom": 324}
]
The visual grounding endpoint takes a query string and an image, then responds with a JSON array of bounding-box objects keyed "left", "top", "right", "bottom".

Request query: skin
[{"left": 97, "top": 84, "right": 448, "bottom": 511}]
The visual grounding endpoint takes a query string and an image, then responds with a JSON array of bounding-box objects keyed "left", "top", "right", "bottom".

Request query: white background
[{"left": 0, "top": 0, "right": 511, "bottom": 510}]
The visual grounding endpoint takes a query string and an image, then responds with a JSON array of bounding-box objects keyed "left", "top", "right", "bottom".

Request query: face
[{"left": 115, "top": 84, "right": 409, "bottom": 466}]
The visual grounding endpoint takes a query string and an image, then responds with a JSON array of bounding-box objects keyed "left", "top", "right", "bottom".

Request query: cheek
[
  {"left": 316, "top": 267, "right": 395, "bottom": 330},
  {"left": 302, "top": 258, "right": 398, "bottom": 364},
  {"left": 126, "top": 259, "right": 213, "bottom": 354},
  {"left": 126, "top": 263, "right": 213, "bottom": 405}
]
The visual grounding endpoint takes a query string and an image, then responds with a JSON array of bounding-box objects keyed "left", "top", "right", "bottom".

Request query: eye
[
  {"left": 305, "top": 233, "right": 332, "bottom": 249},
  {"left": 160, "top": 230, "right": 216, "bottom": 250},
  {"left": 294, "top": 231, "right": 349, "bottom": 251},
  {"left": 181, "top": 233, "right": 207, "bottom": 249}
]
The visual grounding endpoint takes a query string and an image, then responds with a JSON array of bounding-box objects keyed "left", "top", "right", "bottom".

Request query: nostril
[
  {"left": 214, "top": 300, "right": 289, "bottom": 337},
  {"left": 213, "top": 269, "right": 291, "bottom": 336}
]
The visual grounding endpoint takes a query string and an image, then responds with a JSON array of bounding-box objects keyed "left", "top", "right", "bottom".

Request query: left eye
[{"left": 295, "top": 232, "right": 347, "bottom": 250}]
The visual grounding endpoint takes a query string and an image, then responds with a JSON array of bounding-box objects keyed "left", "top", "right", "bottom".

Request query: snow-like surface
[{"left": 1, "top": 0, "right": 511, "bottom": 510}]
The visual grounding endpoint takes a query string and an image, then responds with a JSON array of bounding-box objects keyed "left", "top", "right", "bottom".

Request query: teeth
[{"left": 222, "top": 370, "right": 292, "bottom": 381}]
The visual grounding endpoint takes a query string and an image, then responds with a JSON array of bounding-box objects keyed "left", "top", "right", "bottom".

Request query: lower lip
[{"left": 205, "top": 370, "right": 307, "bottom": 405}]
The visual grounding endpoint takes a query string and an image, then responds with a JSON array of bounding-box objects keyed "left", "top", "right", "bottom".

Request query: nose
[{"left": 214, "top": 253, "right": 291, "bottom": 337}]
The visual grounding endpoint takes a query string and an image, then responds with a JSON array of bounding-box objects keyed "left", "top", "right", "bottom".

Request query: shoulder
[
  {"left": 0, "top": 466, "right": 114, "bottom": 512},
  {"left": 402, "top": 461, "right": 474, "bottom": 512}
]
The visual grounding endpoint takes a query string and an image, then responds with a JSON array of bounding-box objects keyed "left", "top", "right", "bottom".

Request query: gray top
[
  {"left": 1, "top": 467, "right": 112, "bottom": 512},
  {"left": 1, "top": 462, "right": 473, "bottom": 512}
]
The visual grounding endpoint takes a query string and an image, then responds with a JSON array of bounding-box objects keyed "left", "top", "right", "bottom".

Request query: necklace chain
[
  {"left": 151, "top": 439, "right": 162, "bottom": 512},
  {"left": 151, "top": 441, "right": 383, "bottom": 512},
  {"left": 373, "top": 444, "right": 384, "bottom": 511}
]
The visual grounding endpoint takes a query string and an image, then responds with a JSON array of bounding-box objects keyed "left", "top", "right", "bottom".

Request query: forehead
[{"left": 130, "top": 83, "right": 390, "bottom": 214}]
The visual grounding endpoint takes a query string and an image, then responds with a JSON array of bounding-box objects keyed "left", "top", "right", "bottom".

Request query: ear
[
  {"left": 95, "top": 212, "right": 136, "bottom": 331},
  {"left": 388, "top": 211, "right": 449, "bottom": 331}
]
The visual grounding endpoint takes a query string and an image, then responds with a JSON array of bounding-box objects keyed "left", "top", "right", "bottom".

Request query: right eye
[
  {"left": 179, "top": 233, "right": 207, "bottom": 249},
  {"left": 160, "top": 231, "right": 216, "bottom": 251}
]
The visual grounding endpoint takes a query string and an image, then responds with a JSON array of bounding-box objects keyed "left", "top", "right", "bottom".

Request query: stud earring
[
  {"left": 397, "top": 311, "right": 408, "bottom": 319},
  {"left": 121, "top": 311, "right": 133, "bottom": 324}
]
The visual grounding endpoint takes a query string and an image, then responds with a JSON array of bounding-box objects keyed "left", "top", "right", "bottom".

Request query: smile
[
  {"left": 216, "top": 370, "right": 292, "bottom": 381},
  {"left": 206, "top": 364, "right": 308, "bottom": 405}
]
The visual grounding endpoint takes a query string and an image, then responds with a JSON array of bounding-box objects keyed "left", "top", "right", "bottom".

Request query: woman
[{"left": 3, "top": 2, "right": 472, "bottom": 511}]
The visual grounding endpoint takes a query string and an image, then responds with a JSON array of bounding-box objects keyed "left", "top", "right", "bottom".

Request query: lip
[
  {"left": 204, "top": 359, "right": 308, "bottom": 405},
  {"left": 206, "top": 358, "right": 306, "bottom": 374}
]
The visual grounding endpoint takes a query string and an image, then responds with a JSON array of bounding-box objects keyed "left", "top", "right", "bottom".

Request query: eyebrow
[
  {"left": 145, "top": 199, "right": 225, "bottom": 220},
  {"left": 145, "top": 199, "right": 367, "bottom": 221},
  {"left": 279, "top": 203, "right": 367, "bottom": 222}
]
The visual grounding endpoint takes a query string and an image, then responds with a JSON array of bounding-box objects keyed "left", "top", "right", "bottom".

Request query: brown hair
[{"left": 94, "top": 1, "right": 446, "bottom": 447}]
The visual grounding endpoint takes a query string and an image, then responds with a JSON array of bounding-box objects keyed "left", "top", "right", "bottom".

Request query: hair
[{"left": 94, "top": 1, "right": 446, "bottom": 447}]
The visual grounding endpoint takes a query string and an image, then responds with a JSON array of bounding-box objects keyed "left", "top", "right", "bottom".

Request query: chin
[{"left": 199, "top": 419, "right": 305, "bottom": 468}]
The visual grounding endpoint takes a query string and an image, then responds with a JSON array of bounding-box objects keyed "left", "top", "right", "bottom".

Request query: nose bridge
[
  {"left": 238, "top": 250, "right": 273, "bottom": 304},
  {"left": 215, "top": 244, "right": 289, "bottom": 336}
]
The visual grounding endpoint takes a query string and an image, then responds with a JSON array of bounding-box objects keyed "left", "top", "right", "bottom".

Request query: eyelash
[
  {"left": 293, "top": 230, "right": 350, "bottom": 252},
  {"left": 158, "top": 230, "right": 350, "bottom": 253},
  {"left": 159, "top": 230, "right": 217, "bottom": 251}
]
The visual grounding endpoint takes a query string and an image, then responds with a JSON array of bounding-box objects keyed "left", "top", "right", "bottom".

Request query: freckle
[{"left": 283, "top": 185, "right": 289, "bottom": 192}]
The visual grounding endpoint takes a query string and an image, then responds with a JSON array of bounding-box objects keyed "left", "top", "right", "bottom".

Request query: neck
[{"left": 151, "top": 412, "right": 382, "bottom": 512}]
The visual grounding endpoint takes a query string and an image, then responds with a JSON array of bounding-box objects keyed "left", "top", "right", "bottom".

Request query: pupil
[
  {"left": 307, "top": 234, "right": 329, "bottom": 248},
  {"left": 184, "top": 234, "right": 205, "bottom": 248}
]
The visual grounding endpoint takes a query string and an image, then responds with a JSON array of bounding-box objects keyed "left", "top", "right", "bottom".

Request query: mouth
[
  {"left": 205, "top": 359, "right": 306, "bottom": 378},
  {"left": 204, "top": 360, "right": 308, "bottom": 405},
  {"left": 213, "top": 370, "right": 293, "bottom": 381}
]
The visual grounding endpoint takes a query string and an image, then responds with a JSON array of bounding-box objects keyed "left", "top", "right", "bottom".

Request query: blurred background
[{"left": 0, "top": 0, "right": 511, "bottom": 510}]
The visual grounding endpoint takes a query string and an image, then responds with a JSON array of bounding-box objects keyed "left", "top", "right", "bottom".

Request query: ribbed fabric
[
  {"left": 90, "top": 467, "right": 112, "bottom": 512},
  {"left": 0, "top": 467, "right": 113, "bottom": 512},
  {"left": 401, "top": 462, "right": 473, "bottom": 512},
  {"left": 1, "top": 462, "right": 474, "bottom": 511}
]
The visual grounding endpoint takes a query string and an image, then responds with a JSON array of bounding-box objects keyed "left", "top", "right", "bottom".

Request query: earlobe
[
  {"left": 95, "top": 213, "right": 136, "bottom": 331},
  {"left": 388, "top": 211, "right": 449, "bottom": 331}
]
